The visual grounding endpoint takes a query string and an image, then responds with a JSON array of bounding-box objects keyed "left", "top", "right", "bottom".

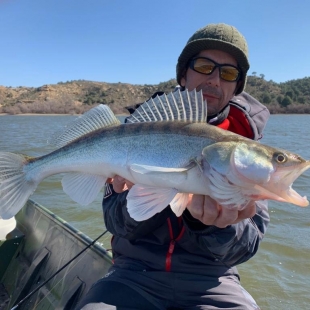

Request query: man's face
[{"left": 180, "top": 49, "right": 239, "bottom": 116}]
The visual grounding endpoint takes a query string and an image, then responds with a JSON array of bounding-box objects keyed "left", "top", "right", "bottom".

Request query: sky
[{"left": 0, "top": 0, "right": 310, "bottom": 87}]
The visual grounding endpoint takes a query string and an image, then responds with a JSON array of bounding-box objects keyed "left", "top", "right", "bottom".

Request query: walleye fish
[{"left": 0, "top": 89, "right": 309, "bottom": 221}]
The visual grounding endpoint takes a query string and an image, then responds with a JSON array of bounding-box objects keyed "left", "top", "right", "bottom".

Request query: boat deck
[{"left": 0, "top": 200, "right": 112, "bottom": 310}]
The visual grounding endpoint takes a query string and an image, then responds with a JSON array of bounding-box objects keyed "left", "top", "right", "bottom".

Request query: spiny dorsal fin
[
  {"left": 126, "top": 89, "right": 207, "bottom": 124},
  {"left": 50, "top": 104, "right": 121, "bottom": 148}
]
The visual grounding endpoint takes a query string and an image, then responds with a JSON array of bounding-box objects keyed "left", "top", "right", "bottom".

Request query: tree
[
  {"left": 85, "top": 97, "right": 94, "bottom": 105},
  {"left": 280, "top": 96, "right": 292, "bottom": 107},
  {"left": 298, "top": 96, "right": 305, "bottom": 104},
  {"left": 261, "top": 92, "right": 271, "bottom": 104},
  {"left": 285, "top": 90, "right": 294, "bottom": 99},
  {"left": 277, "top": 95, "right": 283, "bottom": 105}
]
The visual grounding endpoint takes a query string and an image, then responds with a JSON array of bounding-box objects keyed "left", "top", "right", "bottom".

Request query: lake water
[{"left": 1, "top": 114, "right": 310, "bottom": 309}]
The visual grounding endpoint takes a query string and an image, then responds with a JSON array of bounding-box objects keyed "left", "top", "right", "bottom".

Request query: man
[{"left": 77, "top": 23, "right": 270, "bottom": 310}]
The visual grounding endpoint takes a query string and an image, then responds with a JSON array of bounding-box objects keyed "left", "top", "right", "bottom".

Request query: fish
[{"left": 0, "top": 89, "right": 309, "bottom": 221}]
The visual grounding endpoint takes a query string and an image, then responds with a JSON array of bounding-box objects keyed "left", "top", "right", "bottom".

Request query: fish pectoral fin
[
  {"left": 62, "top": 173, "right": 107, "bottom": 206},
  {"left": 126, "top": 184, "right": 178, "bottom": 221},
  {"left": 130, "top": 163, "right": 196, "bottom": 186},
  {"left": 130, "top": 164, "right": 191, "bottom": 174},
  {"left": 170, "top": 193, "right": 190, "bottom": 217}
]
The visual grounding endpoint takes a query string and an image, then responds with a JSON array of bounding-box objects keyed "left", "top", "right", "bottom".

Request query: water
[{"left": 1, "top": 114, "right": 310, "bottom": 309}]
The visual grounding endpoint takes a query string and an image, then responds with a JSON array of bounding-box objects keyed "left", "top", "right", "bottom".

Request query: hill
[
  {"left": 1, "top": 76, "right": 310, "bottom": 114},
  {"left": 245, "top": 75, "right": 310, "bottom": 114},
  {"left": 0, "top": 80, "right": 177, "bottom": 115}
]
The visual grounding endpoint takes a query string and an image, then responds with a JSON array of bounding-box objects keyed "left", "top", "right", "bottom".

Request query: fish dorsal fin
[
  {"left": 50, "top": 105, "right": 121, "bottom": 148},
  {"left": 126, "top": 89, "right": 207, "bottom": 123}
]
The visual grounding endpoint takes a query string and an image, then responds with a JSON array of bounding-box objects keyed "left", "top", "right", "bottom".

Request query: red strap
[{"left": 165, "top": 218, "right": 185, "bottom": 272}]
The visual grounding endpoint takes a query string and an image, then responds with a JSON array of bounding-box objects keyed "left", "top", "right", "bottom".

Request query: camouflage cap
[{"left": 176, "top": 23, "right": 249, "bottom": 94}]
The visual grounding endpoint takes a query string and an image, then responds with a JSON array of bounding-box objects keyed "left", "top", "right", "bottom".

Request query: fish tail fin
[{"left": 0, "top": 152, "right": 37, "bottom": 219}]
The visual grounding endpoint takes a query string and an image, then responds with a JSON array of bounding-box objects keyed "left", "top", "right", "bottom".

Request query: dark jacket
[{"left": 102, "top": 91, "right": 270, "bottom": 277}]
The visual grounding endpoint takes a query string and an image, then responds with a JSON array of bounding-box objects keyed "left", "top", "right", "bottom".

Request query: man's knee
[
  {"left": 79, "top": 303, "right": 116, "bottom": 310},
  {"left": 76, "top": 280, "right": 160, "bottom": 310}
]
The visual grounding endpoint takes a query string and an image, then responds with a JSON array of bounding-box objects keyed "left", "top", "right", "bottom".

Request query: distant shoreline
[
  {"left": 0, "top": 113, "right": 129, "bottom": 116},
  {"left": 0, "top": 112, "right": 308, "bottom": 117},
  {"left": 0, "top": 113, "right": 74, "bottom": 116}
]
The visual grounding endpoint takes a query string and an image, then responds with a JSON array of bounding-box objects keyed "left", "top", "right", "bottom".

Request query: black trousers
[
  {"left": 75, "top": 267, "right": 260, "bottom": 310},
  {"left": 76, "top": 282, "right": 171, "bottom": 310}
]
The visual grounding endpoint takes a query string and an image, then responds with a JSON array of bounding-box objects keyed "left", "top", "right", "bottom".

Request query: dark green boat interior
[{"left": 0, "top": 200, "right": 112, "bottom": 310}]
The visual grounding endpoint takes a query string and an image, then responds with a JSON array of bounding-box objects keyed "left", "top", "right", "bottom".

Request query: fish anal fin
[{"left": 61, "top": 173, "right": 107, "bottom": 206}]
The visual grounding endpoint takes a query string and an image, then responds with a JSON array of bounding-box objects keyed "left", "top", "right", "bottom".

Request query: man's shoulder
[
  {"left": 229, "top": 92, "right": 270, "bottom": 140},
  {"left": 230, "top": 92, "right": 269, "bottom": 117}
]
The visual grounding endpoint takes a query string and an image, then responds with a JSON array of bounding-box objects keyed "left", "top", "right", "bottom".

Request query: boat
[{"left": 0, "top": 199, "right": 113, "bottom": 310}]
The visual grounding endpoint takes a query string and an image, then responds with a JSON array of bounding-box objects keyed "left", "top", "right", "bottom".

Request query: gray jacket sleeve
[{"left": 102, "top": 185, "right": 174, "bottom": 240}]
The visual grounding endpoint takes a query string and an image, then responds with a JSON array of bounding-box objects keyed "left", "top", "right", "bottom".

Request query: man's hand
[
  {"left": 187, "top": 194, "right": 256, "bottom": 228},
  {"left": 107, "top": 176, "right": 134, "bottom": 193}
]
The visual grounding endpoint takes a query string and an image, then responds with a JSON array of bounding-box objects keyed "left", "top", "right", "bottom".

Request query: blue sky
[{"left": 1, "top": 0, "right": 309, "bottom": 87}]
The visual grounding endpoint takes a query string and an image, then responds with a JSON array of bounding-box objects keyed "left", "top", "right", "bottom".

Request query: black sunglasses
[{"left": 189, "top": 57, "right": 241, "bottom": 82}]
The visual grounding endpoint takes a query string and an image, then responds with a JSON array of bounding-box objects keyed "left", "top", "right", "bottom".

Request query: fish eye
[{"left": 274, "top": 153, "right": 287, "bottom": 163}]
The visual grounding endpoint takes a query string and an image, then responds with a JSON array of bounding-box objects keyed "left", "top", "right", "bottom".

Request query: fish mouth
[{"left": 250, "top": 161, "right": 310, "bottom": 207}]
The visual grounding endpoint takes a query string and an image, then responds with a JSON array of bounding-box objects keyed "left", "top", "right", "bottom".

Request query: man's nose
[{"left": 205, "top": 67, "right": 220, "bottom": 87}]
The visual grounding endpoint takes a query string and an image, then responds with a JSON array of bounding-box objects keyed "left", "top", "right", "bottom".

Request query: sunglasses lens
[
  {"left": 220, "top": 67, "right": 239, "bottom": 81},
  {"left": 191, "top": 58, "right": 240, "bottom": 82},
  {"left": 192, "top": 58, "right": 214, "bottom": 74}
]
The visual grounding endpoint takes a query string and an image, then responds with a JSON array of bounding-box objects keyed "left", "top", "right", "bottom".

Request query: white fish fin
[
  {"left": 50, "top": 105, "right": 121, "bottom": 148},
  {"left": 170, "top": 193, "right": 189, "bottom": 217},
  {"left": 0, "top": 152, "right": 38, "bottom": 219},
  {"left": 130, "top": 163, "right": 195, "bottom": 185},
  {"left": 130, "top": 163, "right": 190, "bottom": 174},
  {"left": 61, "top": 173, "right": 107, "bottom": 206},
  {"left": 126, "top": 89, "right": 207, "bottom": 123},
  {"left": 208, "top": 167, "right": 249, "bottom": 208},
  {"left": 126, "top": 185, "right": 178, "bottom": 221}
]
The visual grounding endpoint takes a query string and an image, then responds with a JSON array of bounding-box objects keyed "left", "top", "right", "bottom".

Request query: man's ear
[{"left": 180, "top": 73, "right": 186, "bottom": 87}]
